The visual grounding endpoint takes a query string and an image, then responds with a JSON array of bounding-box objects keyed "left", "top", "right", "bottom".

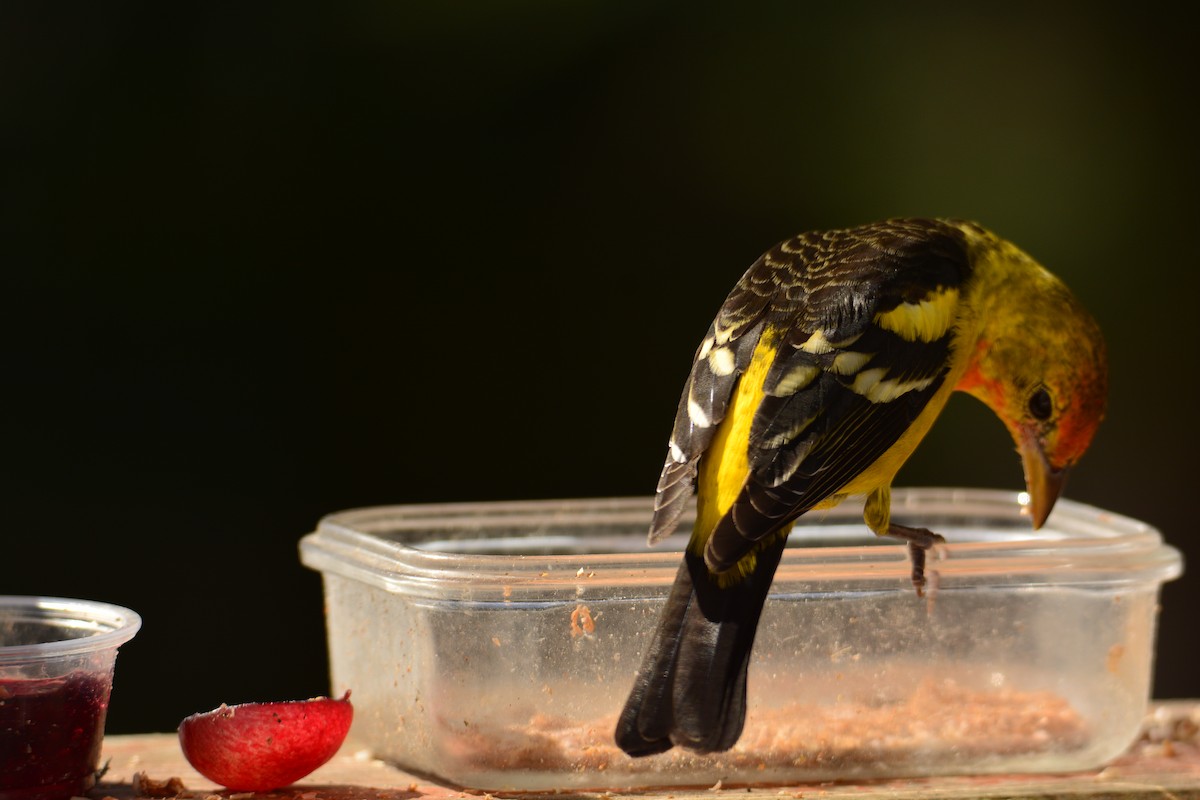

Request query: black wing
[
  {"left": 650, "top": 219, "right": 973, "bottom": 566},
  {"left": 647, "top": 261, "right": 772, "bottom": 544}
]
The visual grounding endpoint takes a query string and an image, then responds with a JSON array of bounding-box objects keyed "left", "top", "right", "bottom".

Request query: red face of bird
[{"left": 956, "top": 270, "right": 1108, "bottom": 529}]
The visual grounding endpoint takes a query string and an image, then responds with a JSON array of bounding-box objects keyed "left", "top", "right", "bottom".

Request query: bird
[{"left": 614, "top": 218, "right": 1108, "bottom": 757}]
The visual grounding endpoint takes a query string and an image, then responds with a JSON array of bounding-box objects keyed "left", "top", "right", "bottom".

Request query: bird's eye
[{"left": 1028, "top": 387, "right": 1053, "bottom": 421}]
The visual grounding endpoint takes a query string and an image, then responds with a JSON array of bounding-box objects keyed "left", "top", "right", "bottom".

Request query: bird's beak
[{"left": 1019, "top": 430, "right": 1067, "bottom": 529}]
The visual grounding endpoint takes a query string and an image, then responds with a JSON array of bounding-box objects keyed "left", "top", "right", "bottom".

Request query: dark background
[{"left": 4, "top": 3, "right": 1196, "bottom": 734}]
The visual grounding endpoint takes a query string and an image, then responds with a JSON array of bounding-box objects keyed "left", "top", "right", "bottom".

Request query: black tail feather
[{"left": 614, "top": 538, "right": 787, "bottom": 756}]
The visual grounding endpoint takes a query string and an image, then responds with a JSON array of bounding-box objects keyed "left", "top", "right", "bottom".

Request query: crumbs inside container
[{"left": 442, "top": 677, "right": 1087, "bottom": 777}]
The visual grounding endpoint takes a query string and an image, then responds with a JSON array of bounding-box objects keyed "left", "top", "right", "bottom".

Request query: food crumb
[
  {"left": 1138, "top": 703, "right": 1200, "bottom": 745},
  {"left": 1106, "top": 644, "right": 1125, "bottom": 673},
  {"left": 131, "top": 772, "right": 187, "bottom": 798},
  {"left": 570, "top": 605, "right": 596, "bottom": 639},
  {"left": 710, "top": 779, "right": 723, "bottom": 791}
]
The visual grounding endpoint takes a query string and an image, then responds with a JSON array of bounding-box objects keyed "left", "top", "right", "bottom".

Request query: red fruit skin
[{"left": 178, "top": 692, "right": 353, "bottom": 791}]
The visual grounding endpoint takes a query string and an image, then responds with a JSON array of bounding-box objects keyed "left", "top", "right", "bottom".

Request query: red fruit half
[{"left": 178, "top": 692, "right": 353, "bottom": 791}]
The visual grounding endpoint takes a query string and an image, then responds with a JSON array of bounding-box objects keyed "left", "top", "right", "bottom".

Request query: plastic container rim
[
  {"left": 0, "top": 595, "right": 142, "bottom": 665},
  {"left": 299, "top": 487, "right": 1183, "bottom": 597}
]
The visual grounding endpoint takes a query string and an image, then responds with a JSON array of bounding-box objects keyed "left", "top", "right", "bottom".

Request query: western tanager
[{"left": 614, "top": 218, "right": 1108, "bottom": 756}]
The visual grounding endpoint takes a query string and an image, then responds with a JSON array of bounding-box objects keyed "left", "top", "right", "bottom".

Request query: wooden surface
[{"left": 92, "top": 701, "right": 1200, "bottom": 800}]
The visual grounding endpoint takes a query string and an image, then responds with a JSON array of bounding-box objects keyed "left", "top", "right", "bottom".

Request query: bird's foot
[{"left": 887, "top": 524, "right": 946, "bottom": 599}]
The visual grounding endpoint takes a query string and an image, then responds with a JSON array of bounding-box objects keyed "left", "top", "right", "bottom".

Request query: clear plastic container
[
  {"left": 298, "top": 488, "right": 1183, "bottom": 791},
  {"left": 0, "top": 597, "right": 141, "bottom": 800}
]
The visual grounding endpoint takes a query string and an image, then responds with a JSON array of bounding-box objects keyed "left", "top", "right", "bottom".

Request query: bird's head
[{"left": 956, "top": 240, "right": 1108, "bottom": 529}]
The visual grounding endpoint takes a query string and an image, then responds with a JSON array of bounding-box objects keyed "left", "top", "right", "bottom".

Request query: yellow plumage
[{"left": 691, "top": 328, "right": 785, "bottom": 582}]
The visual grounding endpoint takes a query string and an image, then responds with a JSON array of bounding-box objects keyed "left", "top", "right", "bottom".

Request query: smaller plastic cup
[{"left": 0, "top": 596, "right": 141, "bottom": 800}]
